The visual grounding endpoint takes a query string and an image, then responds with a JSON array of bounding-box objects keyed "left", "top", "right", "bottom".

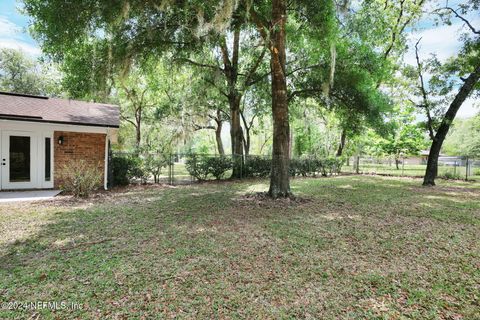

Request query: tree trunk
[
  {"left": 220, "top": 29, "right": 244, "bottom": 178},
  {"left": 240, "top": 109, "right": 251, "bottom": 156},
  {"left": 336, "top": 129, "right": 346, "bottom": 157},
  {"left": 134, "top": 122, "right": 141, "bottom": 152},
  {"left": 243, "top": 126, "right": 251, "bottom": 156},
  {"left": 230, "top": 95, "right": 244, "bottom": 177},
  {"left": 423, "top": 65, "right": 480, "bottom": 186},
  {"left": 215, "top": 118, "right": 225, "bottom": 156},
  {"left": 134, "top": 107, "right": 142, "bottom": 151},
  {"left": 268, "top": 0, "right": 291, "bottom": 198}
]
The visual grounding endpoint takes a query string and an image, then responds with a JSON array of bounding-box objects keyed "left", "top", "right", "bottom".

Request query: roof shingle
[{"left": 0, "top": 92, "right": 120, "bottom": 128}]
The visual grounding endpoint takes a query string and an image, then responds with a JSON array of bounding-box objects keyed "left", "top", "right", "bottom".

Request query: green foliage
[
  {"left": 440, "top": 170, "right": 462, "bottom": 180},
  {"left": 320, "top": 157, "right": 344, "bottom": 176},
  {"left": 291, "top": 109, "right": 344, "bottom": 157},
  {"left": 111, "top": 156, "right": 131, "bottom": 186},
  {"left": 245, "top": 156, "right": 271, "bottom": 177},
  {"left": 0, "top": 48, "right": 62, "bottom": 96},
  {"left": 443, "top": 114, "right": 480, "bottom": 156},
  {"left": 111, "top": 155, "right": 146, "bottom": 186},
  {"left": 206, "top": 156, "right": 233, "bottom": 180},
  {"left": 244, "top": 156, "right": 343, "bottom": 178},
  {"left": 144, "top": 154, "right": 169, "bottom": 183},
  {"left": 185, "top": 154, "right": 232, "bottom": 181},
  {"left": 289, "top": 157, "right": 343, "bottom": 177},
  {"left": 361, "top": 106, "right": 427, "bottom": 159},
  {"left": 58, "top": 160, "right": 102, "bottom": 197},
  {"left": 185, "top": 155, "right": 210, "bottom": 181}
]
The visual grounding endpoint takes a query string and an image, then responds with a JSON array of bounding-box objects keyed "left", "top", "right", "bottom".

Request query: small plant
[
  {"left": 440, "top": 170, "right": 461, "bottom": 180},
  {"left": 144, "top": 154, "right": 168, "bottom": 183},
  {"left": 245, "top": 156, "right": 271, "bottom": 177},
  {"left": 58, "top": 160, "right": 102, "bottom": 197},
  {"left": 185, "top": 154, "right": 210, "bottom": 181},
  {"left": 129, "top": 156, "right": 149, "bottom": 184},
  {"left": 111, "top": 155, "right": 146, "bottom": 186},
  {"left": 206, "top": 156, "right": 232, "bottom": 180},
  {"left": 185, "top": 155, "right": 234, "bottom": 180},
  {"left": 111, "top": 156, "right": 131, "bottom": 186}
]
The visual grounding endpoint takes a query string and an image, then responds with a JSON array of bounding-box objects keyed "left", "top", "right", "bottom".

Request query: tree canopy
[{"left": 18, "top": 0, "right": 480, "bottom": 191}]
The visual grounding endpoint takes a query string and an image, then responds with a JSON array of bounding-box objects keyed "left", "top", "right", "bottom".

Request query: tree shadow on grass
[{"left": 0, "top": 177, "right": 479, "bottom": 319}]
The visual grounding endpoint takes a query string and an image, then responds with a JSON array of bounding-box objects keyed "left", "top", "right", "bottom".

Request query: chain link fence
[
  {"left": 108, "top": 152, "right": 343, "bottom": 187},
  {"left": 108, "top": 152, "right": 480, "bottom": 187},
  {"left": 342, "top": 155, "right": 480, "bottom": 180}
]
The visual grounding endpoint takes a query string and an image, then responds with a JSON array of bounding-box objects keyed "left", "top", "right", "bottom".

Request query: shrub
[
  {"left": 290, "top": 158, "right": 318, "bottom": 177},
  {"left": 111, "top": 154, "right": 146, "bottom": 186},
  {"left": 129, "top": 156, "right": 149, "bottom": 184},
  {"left": 309, "top": 158, "right": 324, "bottom": 176},
  {"left": 184, "top": 154, "right": 344, "bottom": 180},
  {"left": 111, "top": 156, "right": 130, "bottom": 186},
  {"left": 320, "top": 157, "right": 343, "bottom": 176},
  {"left": 206, "top": 156, "right": 232, "bottom": 180},
  {"left": 288, "top": 157, "right": 343, "bottom": 177},
  {"left": 144, "top": 154, "right": 168, "bottom": 183},
  {"left": 440, "top": 170, "right": 461, "bottom": 180},
  {"left": 185, "top": 155, "right": 233, "bottom": 181},
  {"left": 185, "top": 154, "right": 210, "bottom": 181},
  {"left": 245, "top": 156, "right": 271, "bottom": 177},
  {"left": 58, "top": 160, "right": 102, "bottom": 197}
]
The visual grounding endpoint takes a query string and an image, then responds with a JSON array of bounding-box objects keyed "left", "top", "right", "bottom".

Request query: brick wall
[{"left": 54, "top": 131, "right": 106, "bottom": 188}]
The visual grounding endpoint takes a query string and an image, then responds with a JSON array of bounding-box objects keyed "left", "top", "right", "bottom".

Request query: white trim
[
  {"left": 104, "top": 135, "right": 109, "bottom": 190},
  {"left": 0, "top": 119, "right": 117, "bottom": 190},
  {"left": 0, "top": 119, "right": 111, "bottom": 134},
  {"left": 40, "top": 133, "right": 54, "bottom": 188},
  {"left": 1, "top": 130, "right": 38, "bottom": 189}
]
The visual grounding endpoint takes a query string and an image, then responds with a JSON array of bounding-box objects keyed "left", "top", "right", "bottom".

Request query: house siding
[{"left": 53, "top": 131, "right": 106, "bottom": 188}]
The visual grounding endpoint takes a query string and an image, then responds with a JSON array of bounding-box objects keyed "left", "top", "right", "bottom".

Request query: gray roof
[{"left": 0, "top": 92, "right": 120, "bottom": 128}]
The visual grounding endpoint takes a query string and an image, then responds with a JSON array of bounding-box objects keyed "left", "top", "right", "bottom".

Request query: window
[
  {"left": 45, "top": 137, "right": 51, "bottom": 181},
  {"left": 10, "top": 136, "right": 30, "bottom": 182}
]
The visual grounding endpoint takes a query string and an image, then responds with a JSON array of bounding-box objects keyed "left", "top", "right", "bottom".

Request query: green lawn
[
  {"left": 1, "top": 176, "right": 479, "bottom": 319},
  {"left": 342, "top": 163, "right": 480, "bottom": 180}
]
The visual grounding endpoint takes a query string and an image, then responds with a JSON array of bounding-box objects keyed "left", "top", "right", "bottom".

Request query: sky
[
  {"left": 0, "top": 0, "right": 40, "bottom": 55},
  {"left": 0, "top": 0, "right": 478, "bottom": 117}
]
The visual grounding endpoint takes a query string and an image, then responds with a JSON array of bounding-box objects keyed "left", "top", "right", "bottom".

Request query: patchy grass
[{"left": 0, "top": 176, "right": 479, "bottom": 319}]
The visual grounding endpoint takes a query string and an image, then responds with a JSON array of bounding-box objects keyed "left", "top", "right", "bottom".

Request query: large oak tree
[{"left": 24, "top": 0, "right": 335, "bottom": 198}]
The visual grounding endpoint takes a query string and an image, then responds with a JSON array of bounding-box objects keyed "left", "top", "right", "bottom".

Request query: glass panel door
[
  {"left": 9, "top": 136, "right": 31, "bottom": 182},
  {"left": 45, "top": 137, "right": 51, "bottom": 181},
  {"left": 1, "top": 131, "right": 38, "bottom": 189}
]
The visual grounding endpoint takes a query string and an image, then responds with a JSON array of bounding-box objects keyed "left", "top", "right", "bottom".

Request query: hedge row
[
  {"left": 185, "top": 155, "right": 344, "bottom": 181},
  {"left": 111, "top": 154, "right": 344, "bottom": 185},
  {"left": 111, "top": 154, "right": 169, "bottom": 186}
]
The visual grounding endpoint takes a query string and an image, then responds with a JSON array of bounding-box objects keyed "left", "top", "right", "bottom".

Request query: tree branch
[
  {"left": 415, "top": 38, "right": 435, "bottom": 140},
  {"left": 442, "top": 7, "right": 479, "bottom": 35},
  {"left": 193, "top": 124, "right": 216, "bottom": 131},
  {"left": 243, "top": 46, "right": 267, "bottom": 88},
  {"left": 249, "top": 7, "right": 270, "bottom": 44},
  {"left": 180, "top": 58, "right": 224, "bottom": 71},
  {"left": 120, "top": 114, "right": 137, "bottom": 128}
]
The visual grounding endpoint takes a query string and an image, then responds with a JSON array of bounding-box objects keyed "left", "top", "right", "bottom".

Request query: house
[
  {"left": 0, "top": 91, "right": 119, "bottom": 190},
  {"left": 404, "top": 150, "right": 446, "bottom": 165}
]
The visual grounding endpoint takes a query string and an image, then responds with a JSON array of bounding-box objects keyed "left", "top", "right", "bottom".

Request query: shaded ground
[{"left": 0, "top": 176, "right": 479, "bottom": 319}]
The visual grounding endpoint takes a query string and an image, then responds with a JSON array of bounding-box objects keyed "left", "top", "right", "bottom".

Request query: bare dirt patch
[{"left": 233, "top": 192, "right": 312, "bottom": 209}]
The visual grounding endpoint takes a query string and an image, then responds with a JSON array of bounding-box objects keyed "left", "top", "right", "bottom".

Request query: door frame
[
  {"left": 1, "top": 130, "right": 38, "bottom": 190},
  {"left": 0, "top": 119, "right": 112, "bottom": 190}
]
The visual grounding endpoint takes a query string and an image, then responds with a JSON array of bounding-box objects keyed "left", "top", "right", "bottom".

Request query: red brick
[{"left": 54, "top": 131, "right": 106, "bottom": 188}]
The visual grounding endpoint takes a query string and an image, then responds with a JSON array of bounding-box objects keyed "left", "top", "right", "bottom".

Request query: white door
[{"left": 1, "top": 131, "right": 38, "bottom": 189}]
